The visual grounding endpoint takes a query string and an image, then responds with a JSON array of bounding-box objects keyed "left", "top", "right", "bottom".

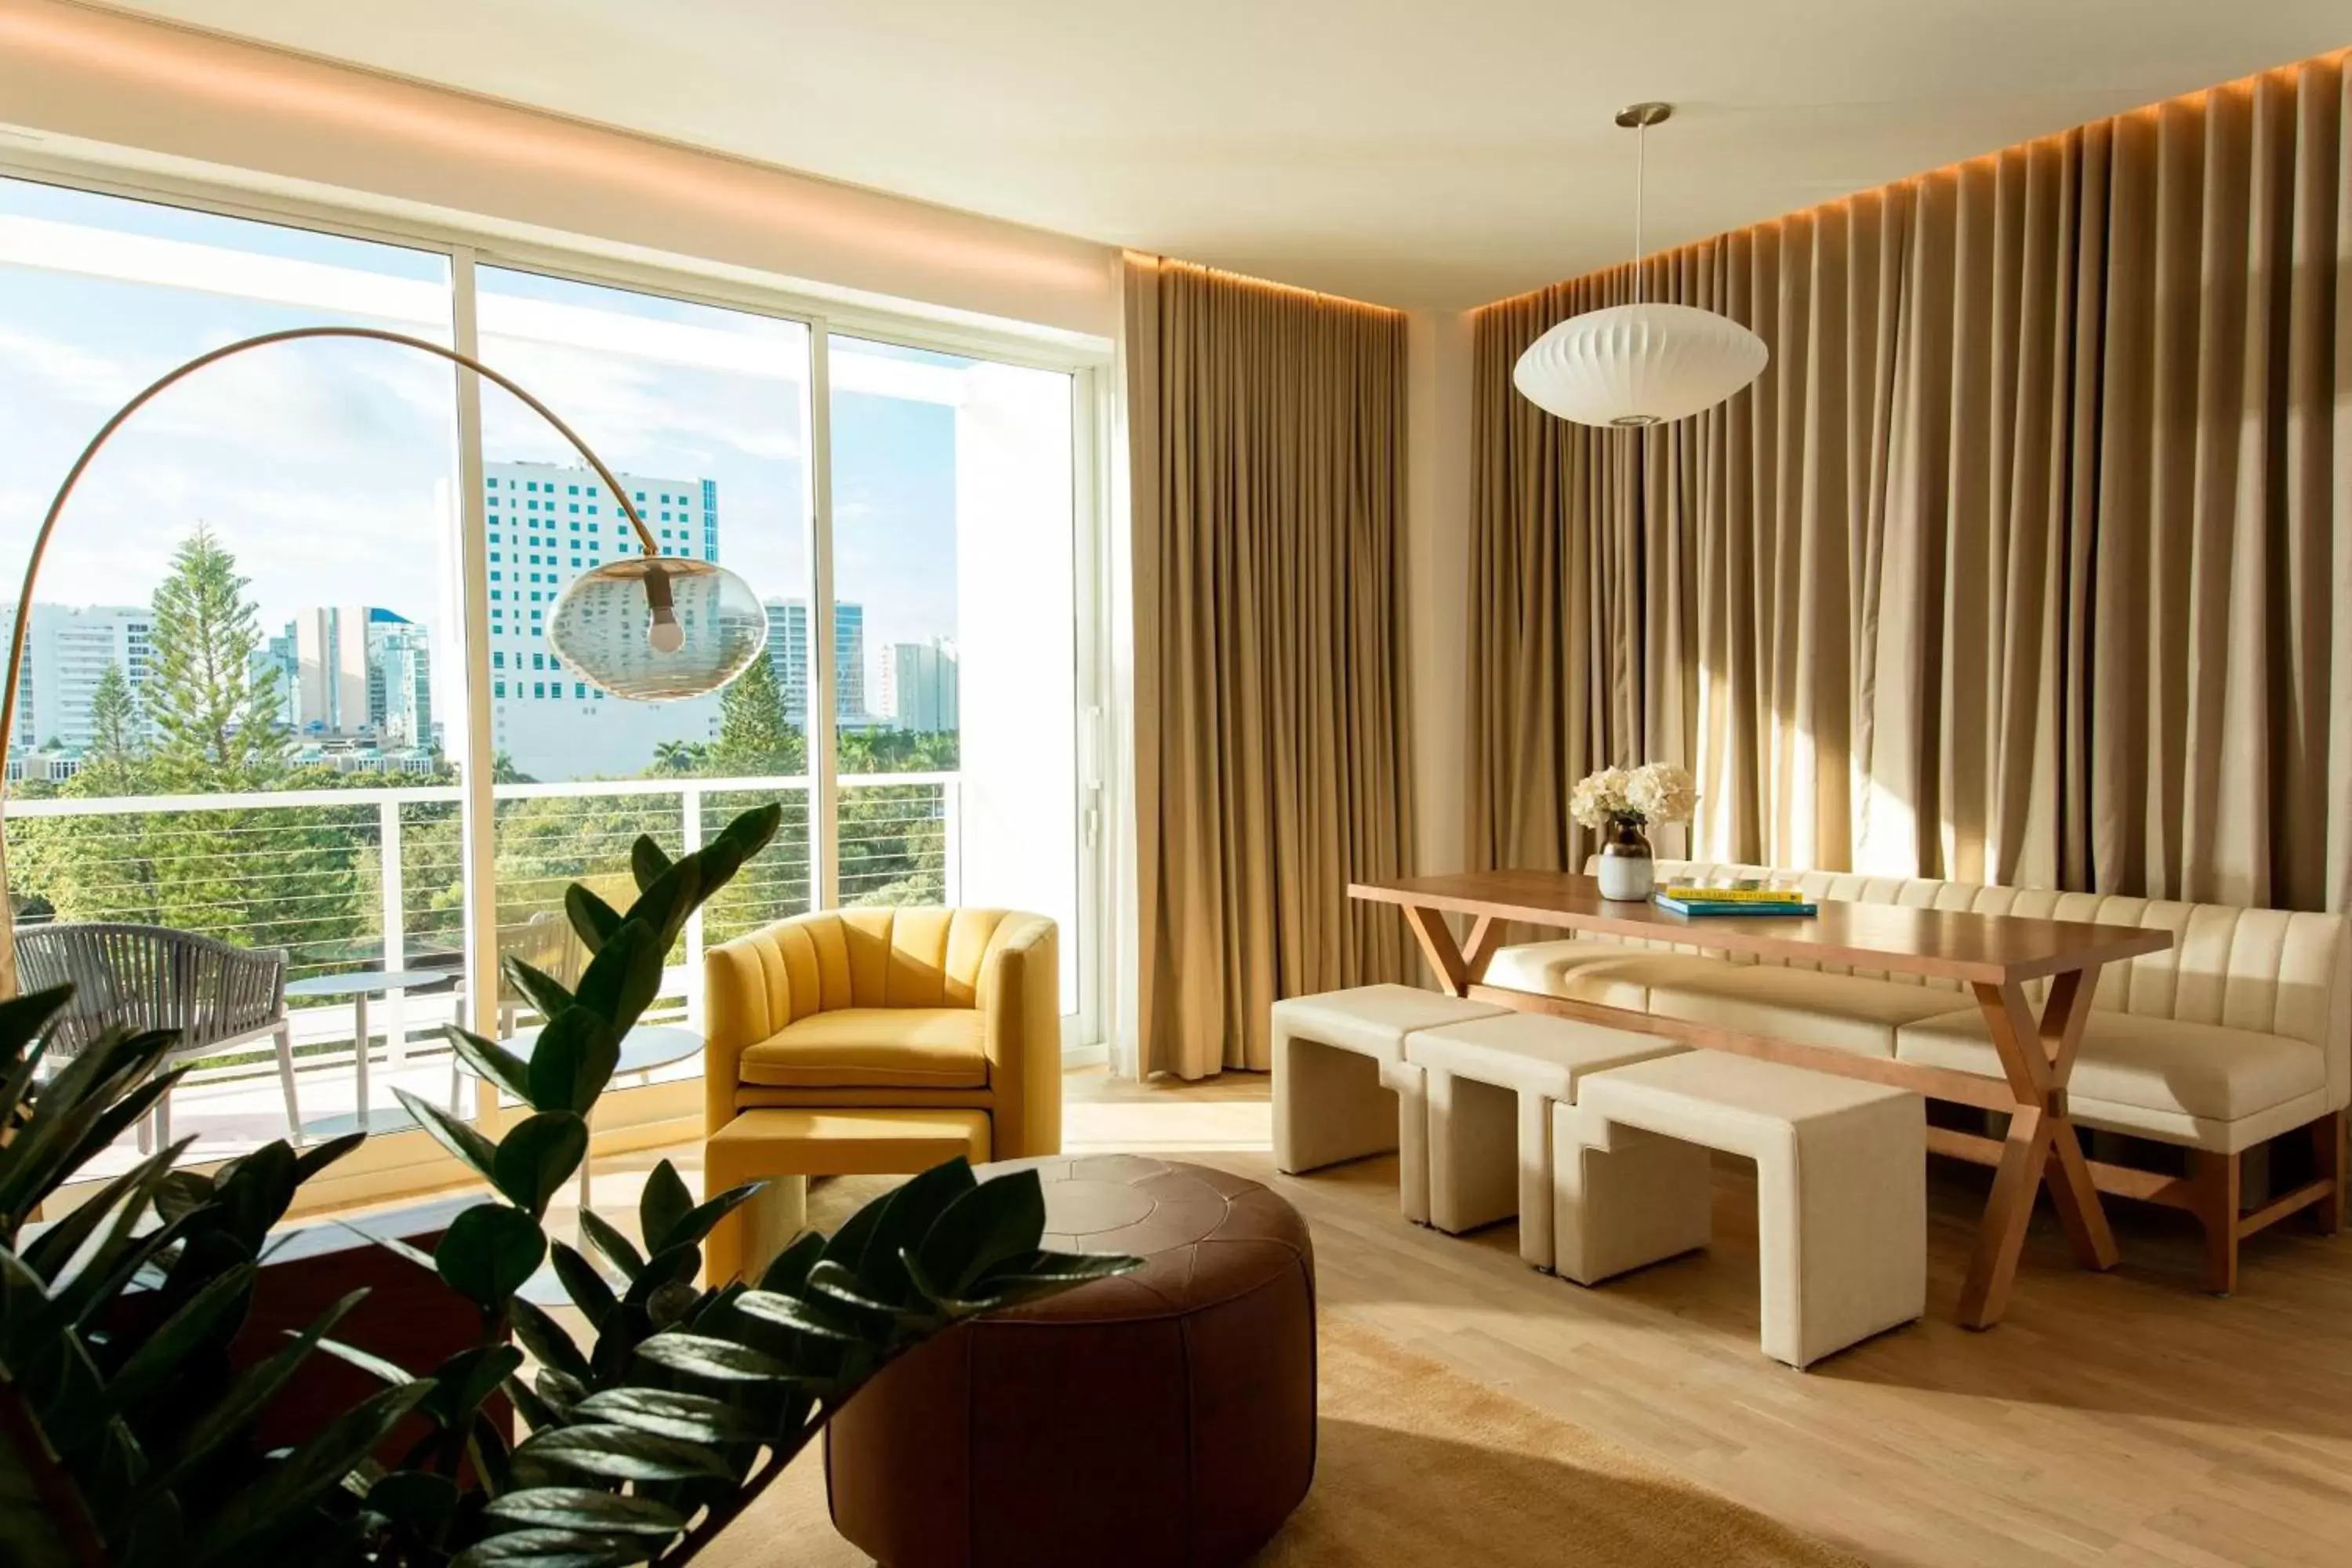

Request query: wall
[
  {"left": 1403, "top": 309, "right": 1475, "bottom": 874},
  {"left": 0, "top": 0, "right": 1118, "bottom": 340}
]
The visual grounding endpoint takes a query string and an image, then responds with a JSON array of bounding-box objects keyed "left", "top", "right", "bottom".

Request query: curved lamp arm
[
  {"left": 0, "top": 325, "right": 667, "bottom": 996},
  {"left": 2, "top": 325, "right": 665, "bottom": 769}
]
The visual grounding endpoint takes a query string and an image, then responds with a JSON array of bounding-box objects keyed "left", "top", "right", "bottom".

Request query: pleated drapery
[
  {"left": 1471, "top": 52, "right": 2352, "bottom": 913},
  {"left": 1126, "top": 254, "right": 1415, "bottom": 1079}
]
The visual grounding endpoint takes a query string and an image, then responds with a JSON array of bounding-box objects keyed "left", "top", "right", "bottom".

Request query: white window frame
[{"left": 3, "top": 149, "right": 1116, "bottom": 1196}]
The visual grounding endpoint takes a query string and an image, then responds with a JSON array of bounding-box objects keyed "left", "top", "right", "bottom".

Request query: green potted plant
[{"left": 0, "top": 804, "right": 1138, "bottom": 1564}]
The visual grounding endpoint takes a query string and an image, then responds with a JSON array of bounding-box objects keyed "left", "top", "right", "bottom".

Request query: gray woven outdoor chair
[{"left": 16, "top": 922, "right": 299, "bottom": 1149}]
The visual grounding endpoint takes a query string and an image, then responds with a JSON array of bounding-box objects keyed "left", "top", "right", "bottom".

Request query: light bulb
[{"left": 547, "top": 555, "right": 768, "bottom": 700}]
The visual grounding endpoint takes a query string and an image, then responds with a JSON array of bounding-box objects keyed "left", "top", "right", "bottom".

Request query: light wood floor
[{"left": 569, "top": 1069, "right": 2352, "bottom": 1568}]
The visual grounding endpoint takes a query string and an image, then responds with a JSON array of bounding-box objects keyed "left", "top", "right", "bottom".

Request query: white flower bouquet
[{"left": 1570, "top": 760, "right": 1696, "bottom": 830}]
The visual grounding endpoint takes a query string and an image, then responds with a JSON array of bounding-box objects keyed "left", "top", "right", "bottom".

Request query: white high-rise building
[
  {"left": 483, "top": 460, "right": 722, "bottom": 779},
  {"left": 1, "top": 604, "right": 153, "bottom": 756},
  {"left": 286, "top": 605, "right": 434, "bottom": 750},
  {"left": 761, "top": 597, "right": 870, "bottom": 724},
  {"left": 880, "top": 638, "right": 958, "bottom": 733}
]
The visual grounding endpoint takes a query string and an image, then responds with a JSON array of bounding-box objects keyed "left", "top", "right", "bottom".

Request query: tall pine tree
[
  {"left": 709, "top": 654, "right": 803, "bottom": 777},
  {"left": 84, "top": 662, "right": 142, "bottom": 765},
  {"left": 147, "top": 525, "right": 286, "bottom": 783}
]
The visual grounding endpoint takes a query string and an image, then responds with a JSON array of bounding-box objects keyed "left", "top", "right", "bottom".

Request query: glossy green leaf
[
  {"left": 434, "top": 1204, "right": 547, "bottom": 1308},
  {"left": 919, "top": 1167, "right": 1046, "bottom": 1298},
  {"left": 334, "top": 1218, "right": 441, "bottom": 1277},
  {"left": 154, "top": 1289, "right": 367, "bottom": 1508},
  {"left": 526, "top": 1009, "right": 619, "bottom": 1118},
  {"left": 21, "top": 1141, "right": 180, "bottom": 1283},
  {"left": 652, "top": 1179, "right": 761, "bottom": 1256},
  {"left": 483, "top": 1486, "right": 688, "bottom": 1536},
  {"left": 424, "top": 1343, "right": 525, "bottom": 1428},
  {"left": 533, "top": 1366, "right": 587, "bottom": 1423},
  {"left": 571, "top": 1387, "right": 764, "bottom": 1446},
  {"left": 510, "top": 1296, "right": 590, "bottom": 1383},
  {"left": 645, "top": 1278, "right": 700, "bottom": 1330},
  {"left": 492, "top": 1112, "right": 588, "bottom": 1219},
  {"left": 629, "top": 834, "right": 672, "bottom": 891},
  {"left": 503, "top": 956, "right": 575, "bottom": 1023},
  {"left": 855, "top": 1156, "right": 980, "bottom": 1303},
  {"left": 572, "top": 924, "right": 664, "bottom": 1040},
  {"left": 394, "top": 1089, "right": 501, "bottom": 1186},
  {"left": 453, "top": 1528, "right": 644, "bottom": 1568},
  {"left": 625, "top": 855, "right": 702, "bottom": 949},
  {"left": 564, "top": 884, "right": 625, "bottom": 953},
  {"left": 804, "top": 1258, "right": 911, "bottom": 1321},
  {"left": 193, "top": 1380, "right": 436, "bottom": 1563},
  {"left": 577, "top": 1208, "right": 645, "bottom": 1279},
  {"left": 502, "top": 1374, "right": 561, "bottom": 1438},
  {"left": 731, "top": 1287, "right": 860, "bottom": 1343},
  {"left": 511, "top": 1422, "right": 732, "bottom": 1482},
  {"left": 104, "top": 1261, "right": 263, "bottom": 1414},
  {"left": 292, "top": 1131, "right": 367, "bottom": 1185},
  {"left": 547, "top": 1242, "right": 618, "bottom": 1330},
  {"left": 637, "top": 1160, "right": 694, "bottom": 1255},
  {"left": 632, "top": 1330, "right": 794, "bottom": 1383},
  {"left": 314, "top": 1335, "right": 416, "bottom": 1388},
  {"left": 755, "top": 1230, "right": 825, "bottom": 1294},
  {"left": 960, "top": 1253, "right": 1147, "bottom": 1313},
  {"left": 714, "top": 803, "right": 782, "bottom": 862},
  {"left": 446, "top": 1026, "right": 534, "bottom": 1107}
]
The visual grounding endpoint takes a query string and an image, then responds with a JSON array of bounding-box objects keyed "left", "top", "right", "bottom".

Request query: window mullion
[{"left": 809, "top": 322, "right": 840, "bottom": 911}]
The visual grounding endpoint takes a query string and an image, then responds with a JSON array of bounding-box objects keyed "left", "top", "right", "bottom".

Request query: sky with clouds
[{"left": 0, "top": 175, "right": 998, "bottom": 749}]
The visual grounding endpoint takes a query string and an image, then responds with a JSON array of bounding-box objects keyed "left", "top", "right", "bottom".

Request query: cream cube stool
[
  {"left": 1403, "top": 1011, "right": 1694, "bottom": 1270},
  {"left": 1564, "top": 1051, "right": 1926, "bottom": 1369},
  {"left": 1272, "top": 985, "right": 1508, "bottom": 1223},
  {"left": 702, "top": 1109, "right": 993, "bottom": 1287}
]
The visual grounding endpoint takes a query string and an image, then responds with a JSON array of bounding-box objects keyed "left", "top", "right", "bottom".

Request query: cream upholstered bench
[
  {"left": 1562, "top": 1051, "right": 1926, "bottom": 1369},
  {"left": 702, "top": 1109, "right": 992, "bottom": 1286},
  {"left": 1403, "top": 1011, "right": 1693, "bottom": 1270},
  {"left": 1272, "top": 985, "right": 1509, "bottom": 1222},
  {"left": 1493, "top": 858, "right": 2350, "bottom": 1294}
]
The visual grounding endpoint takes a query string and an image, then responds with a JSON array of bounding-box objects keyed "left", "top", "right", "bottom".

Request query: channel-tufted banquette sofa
[{"left": 1486, "top": 860, "right": 2350, "bottom": 1293}]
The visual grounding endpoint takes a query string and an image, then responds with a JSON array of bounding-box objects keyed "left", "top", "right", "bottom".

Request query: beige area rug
[{"left": 703, "top": 1312, "right": 1860, "bottom": 1567}]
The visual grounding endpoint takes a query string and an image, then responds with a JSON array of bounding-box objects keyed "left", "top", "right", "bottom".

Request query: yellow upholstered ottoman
[{"left": 702, "top": 1109, "right": 993, "bottom": 1286}]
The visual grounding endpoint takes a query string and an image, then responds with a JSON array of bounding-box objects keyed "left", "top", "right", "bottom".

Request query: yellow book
[{"left": 1660, "top": 884, "right": 1807, "bottom": 903}]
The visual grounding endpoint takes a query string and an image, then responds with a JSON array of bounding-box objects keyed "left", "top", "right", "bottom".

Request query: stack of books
[{"left": 1653, "top": 884, "right": 1819, "bottom": 917}]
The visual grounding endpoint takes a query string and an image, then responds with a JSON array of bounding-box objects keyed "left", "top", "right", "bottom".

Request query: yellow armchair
[{"left": 702, "top": 907, "right": 1062, "bottom": 1160}]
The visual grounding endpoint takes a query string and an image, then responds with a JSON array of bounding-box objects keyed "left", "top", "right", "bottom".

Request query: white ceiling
[{"left": 90, "top": 1, "right": 2352, "bottom": 309}]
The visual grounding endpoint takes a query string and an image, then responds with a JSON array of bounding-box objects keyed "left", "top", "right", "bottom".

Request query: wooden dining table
[{"left": 1348, "top": 869, "right": 2175, "bottom": 1328}]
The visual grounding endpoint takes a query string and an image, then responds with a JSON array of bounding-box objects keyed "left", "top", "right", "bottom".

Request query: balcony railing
[{"left": 9, "top": 770, "right": 958, "bottom": 1165}]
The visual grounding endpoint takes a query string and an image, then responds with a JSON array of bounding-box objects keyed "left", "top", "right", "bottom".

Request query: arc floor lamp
[{"left": 0, "top": 325, "right": 770, "bottom": 995}]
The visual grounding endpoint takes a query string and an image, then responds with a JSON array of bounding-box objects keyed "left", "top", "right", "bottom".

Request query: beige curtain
[
  {"left": 1126, "top": 253, "right": 1415, "bottom": 1078},
  {"left": 1472, "top": 52, "right": 2352, "bottom": 912}
]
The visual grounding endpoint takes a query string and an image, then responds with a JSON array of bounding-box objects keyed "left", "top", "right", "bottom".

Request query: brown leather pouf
[{"left": 825, "top": 1154, "right": 1317, "bottom": 1567}]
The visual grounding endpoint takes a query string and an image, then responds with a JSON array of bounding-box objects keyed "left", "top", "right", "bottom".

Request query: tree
[
  {"left": 649, "top": 738, "right": 709, "bottom": 776},
  {"left": 145, "top": 524, "right": 285, "bottom": 781},
  {"left": 708, "top": 655, "right": 803, "bottom": 778},
  {"left": 85, "top": 662, "right": 142, "bottom": 765}
]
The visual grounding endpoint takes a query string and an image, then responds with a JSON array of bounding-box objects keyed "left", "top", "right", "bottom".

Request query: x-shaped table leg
[{"left": 1956, "top": 967, "right": 2118, "bottom": 1328}]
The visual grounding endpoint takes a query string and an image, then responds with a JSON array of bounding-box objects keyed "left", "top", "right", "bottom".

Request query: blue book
[{"left": 1653, "top": 895, "right": 1817, "bottom": 917}]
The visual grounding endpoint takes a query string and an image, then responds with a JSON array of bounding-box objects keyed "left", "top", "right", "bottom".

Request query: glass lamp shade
[
  {"left": 547, "top": 556, "right": 768, "bottom": 701},
  {"left": 1512, "top": 302, "right": 1769, "bottom": 428}
]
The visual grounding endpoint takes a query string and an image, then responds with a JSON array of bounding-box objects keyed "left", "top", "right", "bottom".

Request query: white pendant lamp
[{"left": 1513, "top": 103, "right": 1768, "bottom": 428}]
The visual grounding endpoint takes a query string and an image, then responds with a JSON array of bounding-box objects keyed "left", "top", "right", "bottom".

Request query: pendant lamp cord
[{"left": 1632, "top": 119, "right": 1646, "bottom": 305}]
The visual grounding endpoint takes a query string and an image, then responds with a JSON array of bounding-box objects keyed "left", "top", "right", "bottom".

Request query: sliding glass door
[
  {"left": 1, "top": 169, "right": 1100, "bottom": 1168},
  {"left": 826, "top": 336, "right": 1083, "bottom": 1018}
]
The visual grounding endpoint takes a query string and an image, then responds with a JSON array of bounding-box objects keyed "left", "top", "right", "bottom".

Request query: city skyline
[{"left": 0, "top": 173, "right": 967, "bottom": 782}]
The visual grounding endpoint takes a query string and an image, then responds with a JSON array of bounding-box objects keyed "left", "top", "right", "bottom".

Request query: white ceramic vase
[{"left": 1596, "top": 819, "right": 1655, "bottom": 901}]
